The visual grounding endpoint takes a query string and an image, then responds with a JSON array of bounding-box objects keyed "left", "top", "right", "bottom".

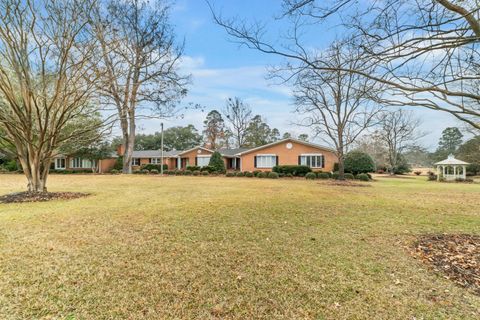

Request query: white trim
[
  {"left": 196, "top": 155, "right": 211, "bottom": 158},
  {"left": 300, "top": 154, "right": 324, "bottom": 168},
  {"left": 257, "top": 153, "right": 277, "bottom": 156},
  {"left": 255, "top": 154, "right": 277, "bottom": 169},
  {"left": 235, "top": 138, "right": 336, "bottom": 156},
  {"left": 54, "top": 157, "right": 66, "bottom": 170},
  {"left": 178, "top": 146, "right": 213, "bottom": 156}
]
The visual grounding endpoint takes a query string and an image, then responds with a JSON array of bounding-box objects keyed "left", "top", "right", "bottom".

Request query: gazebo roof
[{"left": 435, "top": 154, "right": 470, "bottom": 166}]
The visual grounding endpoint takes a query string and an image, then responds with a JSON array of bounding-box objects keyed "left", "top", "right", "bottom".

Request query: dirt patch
[
  {"left": 0, "top": 191, "right": 89, "bottom": 204},
  {"left": 411, "top": 234, "right": 480, "bottom": 295}
]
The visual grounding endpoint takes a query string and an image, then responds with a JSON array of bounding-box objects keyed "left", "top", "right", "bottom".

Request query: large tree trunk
[
  {"left": 337, "top": 157, "right": 345, "bottom": 180},
  {"left": 18, "top": 155, "right": 49, "bottom": 193}
]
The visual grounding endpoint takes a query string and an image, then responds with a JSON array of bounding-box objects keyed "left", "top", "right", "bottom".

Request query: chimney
[{"left": 116, "top": 144, "right": 125, "bottom": 156}]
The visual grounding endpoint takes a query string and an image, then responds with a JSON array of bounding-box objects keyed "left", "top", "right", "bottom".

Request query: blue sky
[{"left": 136, "top": 0, "right": 462, "bottom": 150}]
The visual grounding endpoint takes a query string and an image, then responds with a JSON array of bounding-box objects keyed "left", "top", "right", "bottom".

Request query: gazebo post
[
  {"left": 453, "top": 165, "right": 456, "bottom": 178},
  {"left": 463, "top": 165, "right": 466, "bottom": 179}
]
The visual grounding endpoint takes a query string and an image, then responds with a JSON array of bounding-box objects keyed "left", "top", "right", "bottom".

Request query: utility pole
[{"left": 160, "top": 122, "right": 164, "bottom": 175}]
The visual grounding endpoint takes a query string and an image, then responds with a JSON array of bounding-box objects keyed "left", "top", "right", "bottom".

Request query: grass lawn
[{"left": 0, "top": 174, "right": 479, "bottom": 319}]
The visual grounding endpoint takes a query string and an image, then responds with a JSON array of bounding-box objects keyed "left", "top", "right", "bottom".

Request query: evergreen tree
[{"left": 208, "top": 151, "right": 226, "bottom": 173}]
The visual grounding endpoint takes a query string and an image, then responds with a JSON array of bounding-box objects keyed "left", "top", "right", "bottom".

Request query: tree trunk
[
  {"left": 338, "top": 158, "right": 345, "bottom": 180},
  {"left": 19, "top": 156, "right": 48, "bottom": 193}
]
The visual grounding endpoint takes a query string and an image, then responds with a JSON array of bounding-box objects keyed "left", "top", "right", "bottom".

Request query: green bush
[
  {"left": 150, "top": 169, "right": 159, "bottom": 174},
  {"left": 268, "top": 172, "right": 279, "bottom": 179},
  {"left": 235, "top": 171, "right": 244, "bottom": 177},
  {"left": 4, "top": 160, "right": 18, "bottom": 172},
  {"left": 257, "top": 172, "right": 268, "bottom": 178},
  {"left": 113, "top": 156, "right": 123, "bottom": 170},
  {"left": 245, "top": 171, "right": 253, "bottom": 177},
  {"left": 273, "top": 165, "right": 311, "bottom": 176},
  {"left": 356, "top": 173, "right": 370, "bottom": 181},
  {"left": 305, "top": 172, "right": 317, "bottom": 180},
  {"left": 200, "top": 165, "right": 216, "bottom": 173},
  {"left": 333, "top": 162, "right": 339, "bottom": 172},
  {"left": 226, "top": 172, "right": 235, "bottom": 177},
  {"left": 201, "top": 171, "right": 209, "bottom": 176},
  {"left": 332, "top": 172, "right": 339, "bottom": 179},
  {"left": 466, "top": 163, "right": 480, "bottom": 176},
  {"left": 141, "top": 164, "right": 167, "bottom": 172},
  {"left": 140, "top": 169, "right": 149, "bottom": 174},
  {"left": 285, "top": 173, "right": 293, "bottom": 178},
  {"left": 184, "top": 170, "right": 193, "bottom": 175},
  {"left": 317, "top": 172, "right": 330, "bottom": 179},
  {"left": 344, "top": 151, "right": 375, "bottom": 174},
  {"left": 175, "top": 170, "right": 184, "bottom": 175},
  {"left": 253, "top": 170, "right": 262, "bottom": 177},
  {"left": 110, "top": 169, "right": 119, "bottom": 174},
  {"left": 344, "top": 173, "right": 355, "bottom": 180},
  {"left": 209, "top": 151, "right": 226, "bottom": 173},
  {"left": 187, "top": 165, "right": 201, "bottom": 171},
  {"left": 193, "top": 170, "right": 201, "bottom": 176},
  {"left": 167, "top": 170, "right": 175, "bottom": 175}
]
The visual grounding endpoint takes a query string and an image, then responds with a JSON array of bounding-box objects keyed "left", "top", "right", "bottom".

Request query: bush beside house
[{"left": 344, "top": 151, "right": 375, "bottom": 174}]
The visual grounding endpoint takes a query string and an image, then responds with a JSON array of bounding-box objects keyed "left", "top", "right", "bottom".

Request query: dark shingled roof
[
  {"left": 217, "top": 148, "right": 252, "bottom": 156},
  {"left": 131, "top": 150, "right": 181, "bottom": 158}
]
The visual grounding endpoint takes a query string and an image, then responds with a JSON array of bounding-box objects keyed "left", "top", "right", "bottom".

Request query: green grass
[{"left": 0, "top": 174, "right": 479, "bottom": 319}]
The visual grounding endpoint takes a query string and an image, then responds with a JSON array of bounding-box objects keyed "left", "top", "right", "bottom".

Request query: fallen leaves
[{"left": 412, "top": 234, "right": 480, "bottom": 295}]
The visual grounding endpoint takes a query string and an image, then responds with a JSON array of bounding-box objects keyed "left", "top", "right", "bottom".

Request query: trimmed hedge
[
  {"left": 193, "top": 170, "right": 201, "bottom": 176},
  {"left": 141, "top": 164, "right": 167, "bottom": 171},
  {"left": 200, "top": 165, "right": 216, "bottom": 173},
  {"left": 236, "top": 171, "right": 244, "bottom": 177},
  {"left": 273, "top": 165, "right": 311, "bottom": 176},
  {"left": 305, "top": 172, "right": 317, "bottom": 180},
  {"left": 150, "top": 169, "right": 159, "bottom": 174},
  {"left": 201, "top": 171, "right": 209, "bottom": 176},
  {"left": 184, "top": 170, "right": 193, "bottom": 176},
  {"left": 226, "top": 172, "right": 235, "bottom": 177},
  {"left": 344, "top": 151, "right": 375, "bottom": 174},
  {"left": 245, "top": 171, "right": 253, "bottom": 177},
  {"left": 317, "top": 172, "right": 330, "bottom": 179},
  {"left": 344, "top": 173, "right": 355, "bottom": 180},
  {"left": 257, "top": 172, "right": 268, "bottom": 178},
  {"left": 253, "top": 170, "right": 262, "bottom": 177},
  {"left": 356, "top": 173, "right": 370, "bottom": 181},
  {"left": 186, "top": 165, "right": 201, "bottom": 171},
  {"left": 268, "top": 172, "right": 279, "bottom": 179}
]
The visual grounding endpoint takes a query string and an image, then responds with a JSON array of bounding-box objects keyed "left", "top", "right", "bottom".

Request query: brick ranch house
[{"left": 51, "top": 138, "right": 338, "bottom": 173}]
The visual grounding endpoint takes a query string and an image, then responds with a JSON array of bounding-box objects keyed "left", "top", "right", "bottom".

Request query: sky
[{"left": 134, "top": 0, "right": 463, "bottom": 151}]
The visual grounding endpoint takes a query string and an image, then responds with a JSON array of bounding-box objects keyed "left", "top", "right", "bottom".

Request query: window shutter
[
  {"left": 254, "top": 156, "right": 257, "bottom": 168},
  {"left": 321, "top": 155, "right": 325, "bottom": 168},
  {"left": 195, "top": 157, "right": 198, "bottom": 166},
  {"left": 276, "top": 156, "right": 279, "bottom": 166},
  {"left": 298, "top": 156, "right": 301, "bottom": 165}
]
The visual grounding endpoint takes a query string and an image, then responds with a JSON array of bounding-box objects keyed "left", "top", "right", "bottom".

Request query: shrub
[
  {"left": 4, "top": 160, "right": 18, "bottom": 172},
  {"left": 0, "top": 167, "right": 8, "bottom": 174},
  {"left": 333, "top": 163, "right": 339, "bottom": 172},
  {"left": 305, "top": 172, "right": 317, "bottom": 180},
  {"left": 427, "top": 172, "right": 437, "bottom": 181},
  {"left": 356, "top": 173, "right": 370, "bottom": 181},
  {"left": 150, "top": 169, "right": 159, "bottom": 174},
  {"left": 466, "top": 163, "right": 480, "bottom": 176},
  {"left": 344, "top": 151, "right": 375, "bottom": 174},
  {"left": 257, "top": 172, "right": 268, "bottom": 178},
  {"left": 167, "top": 170, "right": 175, "bottom": 175},
  {"left": 184, "top": 170, "right": 193, "bottom": 175},
  {"left": 268, "top": 172, "right": 279, "bottom": 179},
  {"left": 344, "top": 173, "right": 355, "bottom": 180},
  {"left": 113, "top": 156, "right": 123, "bottom": 170},
  {"left": 245, "top": 171, "right": 253, "bottom": 177},
  {"left": 201, "top": 171, "right": 209, "bottom": 176},
  {"left": 414, "top": 171, "right": 422, "bottom": 176},
  {"left": 278, "top": 172, "right": 285, "bottom": 178},
  {"left": 235, "top": 171, "right": 244, "bottom": 177},
  {"left": 285, "top": 173, "right": 293, "bottom": 178},
  {"left": 209, "top": 151, "right": 226, "bottom": 173},
  {"left": 193, "top": 170, "right": 201, "bottom": 176},
  {"left": 332, "top": 172, "right": 339, "bottom": 179},
  {"left": 226, "top": 172, "right": 235, "bottom": 177},
  {"left": 175, "top": 170, "right": 184, "bottom": 175},
  {"left": 253, "top": 170, "right": 262, "bottom": 177},
  {"left": 141, "top": 164, "right": 167, "bottom": 172},
  {"left": 186, "top": 165, "right": 201, "bottom": 171},
  {"left": 110, "top": 169, "right": 119, "bottom": 174},
  {"left": 317, "top": 172, "right": 330, "bottom": 179},
  {"left": 140, "top": 169, "right": 149, "bottom": 174},
  {"left": 200, "top": 165, "right": 216, "bottom": 173},
  {"left": 273, "top": 165, "right": 311, "bottom": 176}
]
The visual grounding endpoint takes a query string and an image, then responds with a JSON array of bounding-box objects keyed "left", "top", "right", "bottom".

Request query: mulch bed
[
  {"left": 411, "top": 234, "right": 480, "bottom": 295},
  {"left": 0, "top": 191, "right": 89, "bottom": 204}
]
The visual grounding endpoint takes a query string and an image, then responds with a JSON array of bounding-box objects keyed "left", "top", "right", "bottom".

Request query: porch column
[
  {"left": 453, "top": 165, "right": 457, "bottom": 178},
  {"left": 177, "top": 157, "right": 181, "bottom": 170},
  {"left": 463, "top": 165, "right": 466, "bottom": 179},
  {"left": 233, "top": 158, "right": 236, "bottom": 170}
]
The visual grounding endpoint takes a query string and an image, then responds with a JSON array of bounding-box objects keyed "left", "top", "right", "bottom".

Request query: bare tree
[
  {"left": 222, "top": 97, "right": 252, "bottom": 148},
  {"left": 293, "top": 43, "right": 382, "bottom": 179},
  {"left": 376, "top": 110, "right": 425, "bottom": 175},
  {"left": 210, "top": 0, "right": 480, "bottom": 130},
  {"left": 93, "top": 0, "right": 189, "bottom": 173},
  {"left": 0, "top": 0, "right": 107, "bottom": 193}
]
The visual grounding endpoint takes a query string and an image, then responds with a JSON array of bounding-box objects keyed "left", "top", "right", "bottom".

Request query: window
[
  {"left": 196, "top": 156, "right": 210, "bottom": 167},
  {"left": 132, "top": 158, "right": 140, "bottom": 166},
  {"left": 256, "top": 155, "right": 276, "bottom": 168},
  {"left": 300, "top": 154, "right": 324, "bottom": 168},
  {"left": 55, "top": 158, "right": 66, "bottom": 170},
  {"left": 149, "top": 158, "right": 161, "bottom": 164},
  {"left": 70, "top": 158, "right": 94, "bottom": 169}
]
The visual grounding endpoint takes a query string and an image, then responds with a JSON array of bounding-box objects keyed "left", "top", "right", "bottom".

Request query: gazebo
[{"left": 434, "top": 154, "right": 469, "bottom": 181}]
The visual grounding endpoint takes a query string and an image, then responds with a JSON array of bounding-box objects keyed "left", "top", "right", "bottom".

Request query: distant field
[{"left": 0, "top": 174, "right": 479, "bottom": 319}]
